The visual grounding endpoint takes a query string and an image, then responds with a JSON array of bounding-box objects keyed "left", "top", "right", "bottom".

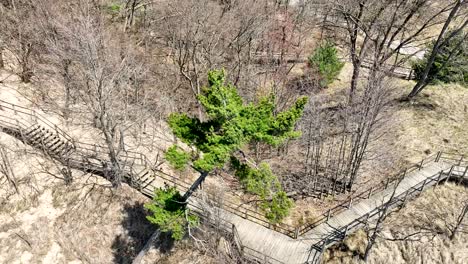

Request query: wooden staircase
[
  {"left": 23, "top": 124, "right": 76, "bottom": 157},
  {"left": 0, "top": 99, "right": 161, "bottom": 190}
]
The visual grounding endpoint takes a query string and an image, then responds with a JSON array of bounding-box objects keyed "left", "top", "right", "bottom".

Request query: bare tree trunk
[
  {"left": 132, "top": 230, "right": 161, "bottom": 264},
  {"left": 450, "top": 201, "right": 468, "bottom": 240},
  {"left": 0, "top": 145, "right": 20, "bottom": 194},
  {"left": 0, "top": 48, "right": 4, "bottom": 69},
  {"left": 62, "top": 59, "right": 72, "bottom": 120},
  {"left": 408, "top": 0, "right": 467, "bottom": 98},
  {"left": 363, "top": 177, "right": 402, "bottom": 261}
]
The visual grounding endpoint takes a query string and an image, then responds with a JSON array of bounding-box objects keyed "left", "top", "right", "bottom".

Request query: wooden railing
[
  {"left": 307, "top": 162, "right": 468, "bottom": 264},
  {"left": 294, "top": 152, "right": 446, "bottom": 237}
]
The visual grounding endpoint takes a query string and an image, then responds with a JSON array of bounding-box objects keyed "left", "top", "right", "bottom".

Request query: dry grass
[{"left": 324, "top": 183, "right": 468, "bottom": 264}]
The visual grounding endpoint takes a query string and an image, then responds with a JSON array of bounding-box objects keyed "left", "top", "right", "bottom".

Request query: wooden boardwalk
[
  {"left": 189, "top": 160, "right": 458, "bottom": 264},
  {"left": 0, "top": 99, "right": 466, "bottom": 264}
]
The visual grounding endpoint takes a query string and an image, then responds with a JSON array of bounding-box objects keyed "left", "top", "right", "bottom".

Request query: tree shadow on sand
[{"left": 111, "top": 202, "right": 175, "bottom": 264}]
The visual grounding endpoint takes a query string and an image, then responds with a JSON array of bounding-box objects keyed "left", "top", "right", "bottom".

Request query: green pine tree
[
  {"left": 167, "top": 69, "right": 307, "bottom": 223},
  {"left": 144, "top": 186, "right": 199, "bottom": 241},
  {"left": 308, "top": 41, "right": 344, "bottom": 87}
]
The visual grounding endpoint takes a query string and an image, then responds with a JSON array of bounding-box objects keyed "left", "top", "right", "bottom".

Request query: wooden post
[
  {"left": 445, "top": 166, "right": 453, "bottom": 183},
  {"left": 343, "top": 225, "right": 349, "bottom": 238},
  {"left": 458, "top": 166, "right": 467, "bottom": 184},
  {"left": 294, "top": 227, "right": 299, "bottom": 239},
  {"left": 365, "top": 213, "right": 370, "bottom": 224},
  {"left": 436, "top": 170, "right": 443, "bottom": 186},
  {"left": 419, "top": 159, "right": 424, "bottom": 170},
  {"left": 435, "top": 151, "right": 442, "bottom": 162},
  {"left": 385, "top": 178, "right": 390, "bottom": 189},
  {"left": 323, "top": 237, "right": 329, "bottom": 252},
  {"left": 419, "top": 179, "right": 426, "bottom": 192},
  {"left": 458, "top": 156, "right": 464, "bottom": 166},
  {"left": 326, "top": 209, "right": 331, "bottom": 221},
  {"left": 347, "top": 197, "right": 353, "bottom": 209},
  {"left": 401, "top": 190, "right": 409, "bottom": 204}
]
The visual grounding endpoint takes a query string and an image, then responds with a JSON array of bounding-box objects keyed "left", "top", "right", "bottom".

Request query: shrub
[
  {"left": 144, "top": 187, "right": 199, "bottom": 241},
  {"left": 308, "top": 41, "right": 344, "bottom": 87},
  {"left": 232, "top": 158, "right": 293, "bottom": 224},
  {"left": 165, "top": 145, "right": 190, "bottom": 171},
  {"left": 262, "top": 191, "right": 293, "bottom": 224}
]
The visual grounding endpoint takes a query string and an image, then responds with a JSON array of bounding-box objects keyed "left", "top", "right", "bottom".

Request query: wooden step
[
  {"left": 27, "top": 129, "right": 47, "bottom": 141},
  {"left": 45, "top": 137, "right": 62, "bottom": 149},
  {"left": 50, "top": 141, "right": 66, "bottom": 153},
  {"left": 42, "top": 134, "right": 60, "bottom": 146},
  {"left": 24, "top": 125, "right": 40, "bottom": 136},
  {"left": 141, "top": 177, "right": 156, "bottom": 190}
]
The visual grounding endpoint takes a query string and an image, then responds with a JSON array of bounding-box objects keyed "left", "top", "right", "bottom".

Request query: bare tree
[
  {"left": 327, "top": 0, "right": 459, "bottom": 102},
  {"left": 295, "top": 73, "right": 393, "bottom": 195},
  {"left": 363, "top": 176, "right": 403, "bottom": 262},
  {"left": 0, "top": 144, "right": 20, "bottom": 194},
  {"left": 0, "top": 0, "right": 44, "bottom": 82},
  {"left": 450, "top": 199, "right": 468, "bottom": 240},
  {"left": 408, "top": 0, "right": 468, "bottom": 98},
  {"left": 49, "top": 1, "right": 149, "bottom": 187}
]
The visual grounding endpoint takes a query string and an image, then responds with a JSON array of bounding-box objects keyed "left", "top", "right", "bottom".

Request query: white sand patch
[
  {"left": 42, "top": 242, "right": 63, "bottom": 264},
  {"left": 19, "top": 251, "right": 33, "bottom": 264},
  {"left": 18, "top": 189, "right": 65, "bottom": 232}
]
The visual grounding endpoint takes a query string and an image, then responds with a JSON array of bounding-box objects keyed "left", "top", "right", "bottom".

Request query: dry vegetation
[
  {"left": 0, "top": 130, "right": 218, "bottom": 264},
  {"left": 324, "top": 183, "right": 468, "bottom": 264}
]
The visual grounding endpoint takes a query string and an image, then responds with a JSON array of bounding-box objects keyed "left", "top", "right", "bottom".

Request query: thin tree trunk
[
  {"left": 0, "top": 146, "right": 20, "bottom": 194},
  {"left": 408, "top": 0, "right": 465, "bottom": 98},
  {"left": 132, "top": 230, "right": 161, "bottom": 264},
  {"left": 450, "top": 202, "right": 468, "bottom": 240},
  {"left": 0, "top": 48, "right": 4, "bottom": 69},
  {"left": 349, "top": 60, "right": 361, "bottom": 104}
]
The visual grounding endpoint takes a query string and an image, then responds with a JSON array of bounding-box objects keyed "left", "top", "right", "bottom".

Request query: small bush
[
  {"left": 165, "top": 145, "right": 190, "bottom": 171},
  {"left": 144, "top": 187, "right": 199, "bottom": 241},
  {"left": 308, "top": 41, "right": 344, "bottom": 87},
  {"left": 262, "top": 191, "right": 293, "bottom": 224},
  {"left": 107, "top": 3, "right": 121, "bottom": 13},
  {"left": 232, "top": 158, "right": 293, "bottom": 224}
]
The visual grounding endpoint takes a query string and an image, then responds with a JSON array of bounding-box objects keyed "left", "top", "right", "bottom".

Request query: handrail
[
  {"left": 296, "top": 152, "right": 440, "bottom": 236},
  {"left": 0, "top": 99, "right": 75, "bottom": 143},
  {"left": 307, "top": 165, "right": 461, "bottom": 263}
]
